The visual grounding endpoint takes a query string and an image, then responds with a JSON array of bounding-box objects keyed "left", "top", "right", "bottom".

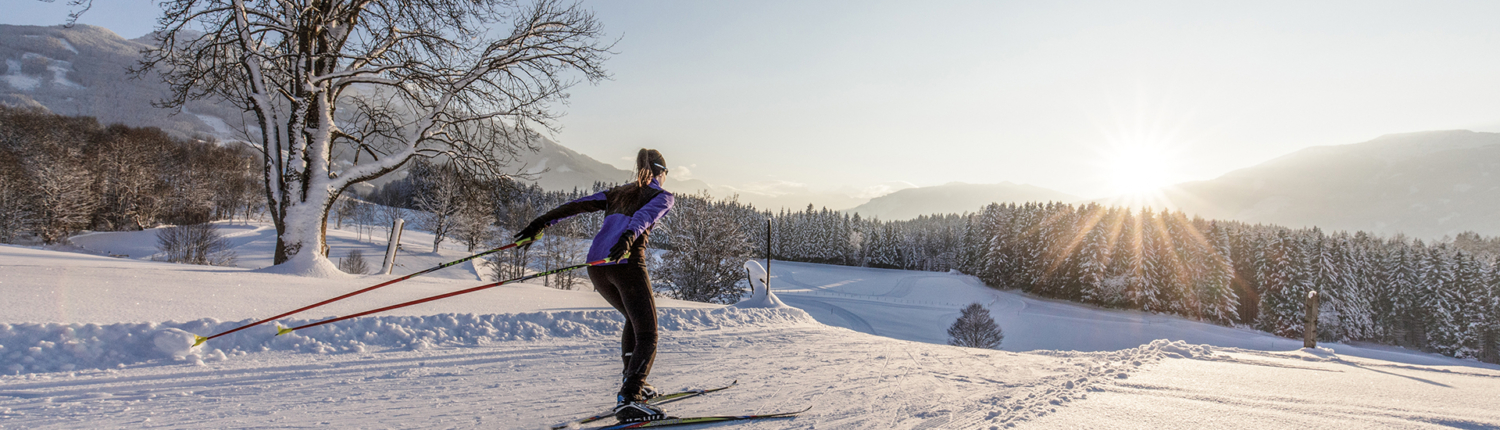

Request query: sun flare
[{"left": 1104, "top": 145, "right": 1177, "bottom": 195}]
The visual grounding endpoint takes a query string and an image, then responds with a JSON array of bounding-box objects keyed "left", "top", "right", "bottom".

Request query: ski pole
[
  {"left": 274, "top": 254, "right": 623, "bottom": 336},
  {"left": 192, "top": 235, "right": 541, "bottom": 346}
]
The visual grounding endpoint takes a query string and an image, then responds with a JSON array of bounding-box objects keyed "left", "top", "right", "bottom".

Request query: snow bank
[
  {"left": 0, "top": 308, "right": 812, "bottom": 375},
  {"left": 253, "top": 254, "right": 351, "bottom": 278},
  {"left": 733, "top": 260, "right": 790, "bottom": 309}
]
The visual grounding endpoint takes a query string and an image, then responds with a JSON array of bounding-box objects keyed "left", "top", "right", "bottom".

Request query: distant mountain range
[
  {"left": 857, "top": 131, "right": 1500, "bottom": 238},
  {"left": 1141, "top": 130, "right": 1500, "bottom": 239},
  {"left": 511, "top": 138, "right": 711, "bottom": 193},
  {"left": 0, "top": 24, "right": 238, "bottom": 139},
  {"left": 844, "top": 182, "right": 1079, "bottom": 220}
]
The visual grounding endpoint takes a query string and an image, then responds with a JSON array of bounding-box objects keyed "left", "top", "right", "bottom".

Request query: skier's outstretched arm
[{"left": 516, "top": 192, "right": 607, "bottom": 240}]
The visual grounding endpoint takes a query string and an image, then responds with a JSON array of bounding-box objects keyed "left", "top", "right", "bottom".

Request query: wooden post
[
  {"left": 765, "top": 218, "right": 772, "bottom": 292},
  {"left": 1304, "top": 290, "right": 1319, "bottom": 349},
  {"left": 381, "top": 218, "right": 405, "bottom": 275}
]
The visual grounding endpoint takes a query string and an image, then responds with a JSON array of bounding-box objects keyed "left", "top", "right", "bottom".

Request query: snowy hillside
[
  {"left": 1, "top": 223, "right": 1498, "bottom": 428},
  {"left": 0, "top": 24, "right": 241, "bottom": 140}
]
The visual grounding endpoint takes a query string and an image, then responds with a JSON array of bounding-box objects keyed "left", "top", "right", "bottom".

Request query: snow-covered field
[{"left": 2, "top": 221, "right": 1498, "bottom": 428}]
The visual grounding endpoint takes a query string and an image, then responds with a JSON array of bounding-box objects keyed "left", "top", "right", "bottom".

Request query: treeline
[
  {"left": 734, "top": 202, "right": 1500, "bottom": 363},
  {"left": 0, "top": 107, "right": 261, "bottom": 244},
  {"left": 460, "top": 183, "right": 1499, "bottom": 363}
]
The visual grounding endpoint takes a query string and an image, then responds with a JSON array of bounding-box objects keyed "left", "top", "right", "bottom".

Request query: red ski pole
[
  {"left": 275, "top": 256, "right": 619, "bottom": 336},
  {"left": 192, "top": 236, "right": 539, "bottom": 346}
]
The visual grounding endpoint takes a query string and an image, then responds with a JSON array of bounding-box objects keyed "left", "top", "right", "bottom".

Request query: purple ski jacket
[{"left": 533, "top": 178, "right": 674, "bottom": 265}]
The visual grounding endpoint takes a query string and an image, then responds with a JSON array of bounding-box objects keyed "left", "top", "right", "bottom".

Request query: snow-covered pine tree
[
  {"left": 1138, "top": 212, "right": 1174, "bottom": 313},
  {"left": 1096, "top": 210, "right": 1143, "bottom": 309},
  {"left": 1339, "top": 232, "right": 1378, "bottom": 341},
  {"left": 1452, "top": 252, "right": 1488, "bottom": 359},
  {"left": 1257, "top": 230, "right": 1304, "bottom": 337},
  {"left": 1075, "top": 210, "right": 1112, "bottom": 305},
  {"left": 1165, "top": 211, "right": 1203, "bottom": 318},
  {"left": 1199, "top": 222, "right": 1240, "bottom": 324},
  {"left": 947, "top": 302, "right": 1004, "bottom": 349},
  {"left": 1230, "top": 228, "right": 1268, "bottom": 324},
  {"left": 1380, "top": 244, "right": 1412, "bottom": 345},
  {"left": 1483, "top": 260, "right": 1500, "bottom": 363},
  {"left": 1306, "top": 230, "right": 1347, "bottom": 341},
  {"left": 982, "top": 204, "right": 1018, "bottom": 287},
  {"left": 1419, "top": 243, "right": 1459, "bottom": 352}
]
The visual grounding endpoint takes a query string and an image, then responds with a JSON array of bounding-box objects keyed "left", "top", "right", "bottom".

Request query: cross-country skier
[{"left": 513, "top": 148, "right": 675, "bottom": 422}]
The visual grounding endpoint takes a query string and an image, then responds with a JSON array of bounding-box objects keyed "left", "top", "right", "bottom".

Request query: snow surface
[
  {"left": 2, "top": 222, "right": 1498, "bottom": 428},
  {"left": 2, "top": 59, "right": 41, "bottom": 91}
]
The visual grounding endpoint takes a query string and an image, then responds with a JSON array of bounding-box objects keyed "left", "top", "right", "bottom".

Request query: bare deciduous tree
[
  {"left": 452, "top": 202, "right": 498, "bottom": 253},
  {"left": 25, "top": 146, "right": 97, "bottom": 244},
  {"left": 0, "top": 149, "right": 33, "bottom": 243},
  {"left": 338, "top": 249, "right": 369, "bottom": 275},
  {"left": 536, "top": 216, "right": 586, "bottom": 289},
  {"left": 947, "top": 302, "right": 1004, "bottom": 349},
  {"left": 156, "top": 222, "right": 238, "bottom": 266},
  {"left": 138, "top": 0, "right": 611, "bottom": 270},
  {"left": 412, "top": 160, "right": 467, "bottom": 253}
]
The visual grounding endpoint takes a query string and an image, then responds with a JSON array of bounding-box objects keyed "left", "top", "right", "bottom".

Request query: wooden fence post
[
  {"left": 1304, "top": 290, "right": 1319, "bottom": 349},
  {"left": 381, "top": 218, "right": 405, "bottom": 275}
]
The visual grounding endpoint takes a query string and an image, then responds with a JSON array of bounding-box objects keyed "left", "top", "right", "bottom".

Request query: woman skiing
[{"left": 513, "top": 148, "right": 674, "bottom": 422}]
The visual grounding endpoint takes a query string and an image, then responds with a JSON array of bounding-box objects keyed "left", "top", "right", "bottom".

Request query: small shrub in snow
[
  {"left": 948, "top": 302, "right": 1003, "bottom": 349},
  {"left": 155, "top": 223, "right": 237, "bottom": 266},
  {"left": 339, "top": 249, "right": 369, "bottom": 275}
]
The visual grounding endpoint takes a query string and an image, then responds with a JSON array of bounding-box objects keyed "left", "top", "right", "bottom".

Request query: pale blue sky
[{"left": 8, "top": 0, "right": 1500, "bottom": 208}]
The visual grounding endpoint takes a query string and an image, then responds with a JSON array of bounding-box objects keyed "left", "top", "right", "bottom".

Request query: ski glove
[
  {"left": 609, "top": 231, "right": 637, "bottom": 262},
  {"left": 514, "top": 220, "right": 546, "bottom": 245}
]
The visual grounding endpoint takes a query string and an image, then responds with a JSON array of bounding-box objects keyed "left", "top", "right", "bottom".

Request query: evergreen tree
[
  {"left": 1452, "top": 253, "right": 1488, "bottom": 359},
  {"left": 1199, "top": 222, "right": 1240, "bottom": 324},
  {"left": 1340, "top": 233, "right": 1378, "bottom": 341},
  {"left": 1074, "top": 209, "right": 1111, "bottom": 304},
  {"left": 1258, "top": 231, "right": 1306, "bottom": 337},
  {"left": 1139, "top": 213, "right": 1173, "bottom": 313}
]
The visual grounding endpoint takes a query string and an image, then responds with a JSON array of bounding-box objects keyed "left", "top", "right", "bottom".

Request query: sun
[
  {"left": 1087, "top": 94, "right": 1197, "bottom": 202},
  {"left": 1103, "top": 144, "right": 1177, "bottom": 195},
  {"left": 1093, "top": 129, "right": 1188, "bottom": 204}
]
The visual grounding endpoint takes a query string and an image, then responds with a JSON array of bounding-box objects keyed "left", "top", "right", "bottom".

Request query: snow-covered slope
[
  {"left": 0, "top": 24, "right": 242, "bottom": 140},
  {"left": 2, "top": 224, "right": 1497, "bottom": 428}
]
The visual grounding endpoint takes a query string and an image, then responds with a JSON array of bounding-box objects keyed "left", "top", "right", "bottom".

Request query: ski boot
[{"left": 614, "top": 394, "right": 665, "bottom": 423}]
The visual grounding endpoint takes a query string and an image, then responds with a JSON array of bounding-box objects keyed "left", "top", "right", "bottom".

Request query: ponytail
[{"left": 634, "top": 148, "right": 667, "bottom": 188}]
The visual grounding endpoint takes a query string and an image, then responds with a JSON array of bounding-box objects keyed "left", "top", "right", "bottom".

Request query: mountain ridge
[
  {"left": 845, "top": 181, "right": 1079, "bottom": 220},
  {"left": 1145, "top": 129, "right": 1500, "bottom": 238}
]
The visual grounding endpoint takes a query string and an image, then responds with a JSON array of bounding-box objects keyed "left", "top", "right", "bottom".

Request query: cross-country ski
[
  {"left": 552, "top": 381, "right": 738, "bottom": 429},
  {"left": 587, "top": 406, "right": 813, "bottom": 430}
]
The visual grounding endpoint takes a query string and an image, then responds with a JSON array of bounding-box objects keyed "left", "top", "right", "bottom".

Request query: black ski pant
[{"left": 588, "top": 263, "right": 657, "bottom": 397}]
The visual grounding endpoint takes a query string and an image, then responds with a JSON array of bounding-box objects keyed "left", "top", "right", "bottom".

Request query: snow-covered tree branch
[{"left": 137, "top": 0, "right": 610, "bottom": 270}]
